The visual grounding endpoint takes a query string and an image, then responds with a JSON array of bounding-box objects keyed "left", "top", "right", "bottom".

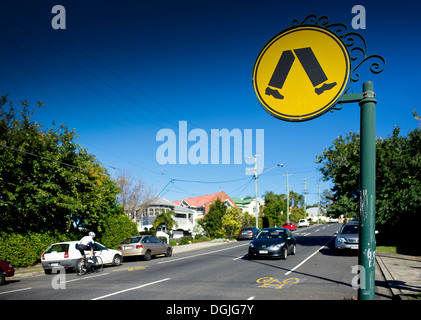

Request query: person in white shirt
[{"left": 77, "top": 231, "right": 96, "bottom": 261}]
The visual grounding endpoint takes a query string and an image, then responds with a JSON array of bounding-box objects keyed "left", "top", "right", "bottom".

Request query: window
[{"left": 45, "top": 244, "right": 69, "bottom": 253}]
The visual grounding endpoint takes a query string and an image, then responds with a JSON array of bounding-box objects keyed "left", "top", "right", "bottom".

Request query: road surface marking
[
  {"left": 284, "top": 237, "right": 334, "bottom": 275},
  {"left": 0, "top": 287, "right": 32, "bottom": 295},
  {"left": 91, "top": 278, "right": 171, "bottom": 300},
  {"left": 157, "top": 243, "right": 248, "bottom": 265}
]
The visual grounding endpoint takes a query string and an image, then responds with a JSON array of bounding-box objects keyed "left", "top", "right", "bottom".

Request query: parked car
[
  {"left": 238, "top": 227, "right": 259, "bottom": 240},
  {"left": 297, "top": 219, "right": 310, "bottom": 228},
  {"left": 248, "top": 227, "right": 296, "bottom": 260},
  {"left": 334, "top": 221, "right": 359, "bottom": 254},
  {"left": 283, "top": 222, "right": 297, "bottom": 231},
  {"left": 41, "top": 241, "right": 123, "bottom": 274},
  {"left": 0, "top": 260, "right": 15, "bottom": 285},
  {"left": 118, "top": 235, "right": 172, "bottom": 261}
]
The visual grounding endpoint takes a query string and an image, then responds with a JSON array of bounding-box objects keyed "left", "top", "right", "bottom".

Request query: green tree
[
  {"left": 0, "top": 95, "right": 122, "bottom": 234},
  {"left": 152, "top": 210, "right": 177, "bottom": 234},
  {"left": 99, "top": 213, "right": 139, "bottom": 249},
  {"left": 199, "top": 199, "right": 226, "bottom": 238},
  {"left": 222, "top": 207, "right": 241, "bottom": 239},
  {"left": 316, "top": 126, "right": 421, "bottom": 245}
]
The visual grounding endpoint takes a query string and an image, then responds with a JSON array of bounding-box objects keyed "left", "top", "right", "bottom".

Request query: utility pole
[
  {"left": 303, "top": 178, "right": 308, "bottom": 214},
  {"left": 318, "top": 184, "right": 321, "bottom": 224},
  {"left": 246, "top": 154, "right": 264, "bottom": 229},
  {"left": 283, "top": 172, "right": 293, "bottom": 223}
]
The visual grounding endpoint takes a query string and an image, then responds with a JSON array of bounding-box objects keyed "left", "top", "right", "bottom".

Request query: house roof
[
  {"left": 172, "top": 191, "right": 237, "bottom": 214},
  {"left": 231, "top": 197, "right": 265, "bottom": 206}
]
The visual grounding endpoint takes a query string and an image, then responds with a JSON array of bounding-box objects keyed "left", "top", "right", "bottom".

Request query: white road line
[
  {"left": 284, "top": 237, "right": 334, "bottom": 276},
  {"left": 247, "top": 296, "right": 255, "bottom": 300},
  {"left": 233, "top": 255, "right": 244, "bottom": 260},
  {"left": 0, "top": 287, "right": 32, "bottom": 295},
  {"left": 91, "top": 278, "right": 171, "bottom": 300},
  {"left": 64, "top": 272, "right": 109, "bottom": 283},
  {"left": 158, "top": 243, "right": 248, "bottom": 265}
]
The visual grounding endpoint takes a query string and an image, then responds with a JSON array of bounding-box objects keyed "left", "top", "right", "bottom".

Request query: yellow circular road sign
[{"left": 253, "top": 25, "right": 350, "bottom": 122}]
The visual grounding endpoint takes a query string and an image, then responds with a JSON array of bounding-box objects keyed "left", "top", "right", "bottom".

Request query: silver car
[
  {"left": 118, "top": 235, "right": 172, "bottom": 261},
  {"left": 334, "top": 222, "right": 359, "bottom": 254}
]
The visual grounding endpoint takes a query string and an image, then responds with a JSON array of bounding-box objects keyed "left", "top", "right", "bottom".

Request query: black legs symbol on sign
[{"left": 266, "top": 47, "right": 337, "bottom": 99}]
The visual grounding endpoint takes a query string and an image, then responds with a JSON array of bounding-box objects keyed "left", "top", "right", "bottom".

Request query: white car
[
  {"left": 297, "top": 219, "right": 310, "bottom": 227},
  {"left": 41, "top": 241, "right": 122, "bottom": 274}
]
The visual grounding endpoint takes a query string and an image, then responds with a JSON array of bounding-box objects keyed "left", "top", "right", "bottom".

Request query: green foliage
[
  {"left": 199, "top": 199, "right": 227, "bottom": 238},
  {"left": 263, "top": 191, "right": 287, "bottom": 226},
  {"left": 99, "top": 213, "right": 139, "bottom": 249},
  {"left": 152, "top": 210, "right": 177, "bottom": 234},
  {"left": 316, "top": 126, "right": 421, "bottom": 245},
  {"left": 221, "top": 207, "right": 241, "bottom": 239},
  {"left": 0, "top": 232, "right": 74, "bottom": 267},
  {"left": 0, "top": 95, "right": 122, "bottom": 234}
]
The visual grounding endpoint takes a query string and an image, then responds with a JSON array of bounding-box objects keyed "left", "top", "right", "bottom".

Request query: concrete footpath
[
  {"left": 375, "top": 251, "right": 421, "bottom": 300},
  {"left": 9, "top": 240, "right": 421, "bottom": 300}
]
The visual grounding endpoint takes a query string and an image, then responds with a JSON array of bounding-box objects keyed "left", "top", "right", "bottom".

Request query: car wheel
[
  {"left": 281, "top": 247, "right": 288, "bottom": 260},
  {"left": 248, "top": 250, "right": 254, "bottom": 260},
  {"left": 112, "top": 254, "right": 122, "bottom": 266},
  {"left": 291, "top": 244, "right": 296, "bottom": 255},
  {"left": 143, "top": 250, "right": 152, "bottom": 261},
  {"left": 165, "top": 248, "right": 172, "bottom": 257}
]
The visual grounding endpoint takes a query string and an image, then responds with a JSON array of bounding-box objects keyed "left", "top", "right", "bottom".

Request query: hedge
[{"left": 0, "top": 232, "right": 74, "bottom": 268}]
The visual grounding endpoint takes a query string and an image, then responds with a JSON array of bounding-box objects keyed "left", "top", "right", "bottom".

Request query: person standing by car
[{"left": 77, "top": 232, "right": 96, "bottom": 262}]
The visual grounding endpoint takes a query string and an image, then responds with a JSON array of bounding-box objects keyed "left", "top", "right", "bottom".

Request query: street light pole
[
  {"left": 247, "top": 160, "right": 282, "bottom": 229},
  {"left": 358, "top": 81, "right": 377, "bottom": 300}
]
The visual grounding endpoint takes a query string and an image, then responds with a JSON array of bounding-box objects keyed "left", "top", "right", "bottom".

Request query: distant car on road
[
  {"left": 0, "top": 260, "right": 15, "bottom": 285},
  {"left": 41, "top": 241, "right": 122, "bottom": 274},
  {"left": 334, "top": 221, "right": 359, "bottom": 254},
  {"left": 297, "top": 219, "right": 310, "bottom": 228},
  {"left": 248, "top": 227, "right": 296, "bottom": 260},
  {"left": 238, "top": 227, "right": 259, "bottom": 240},
  {"left": 283, "top": 222, "right": 297, "bottom": 231},
  {"left": 118, "top": 235, "right": 172, "bottom": 261}
]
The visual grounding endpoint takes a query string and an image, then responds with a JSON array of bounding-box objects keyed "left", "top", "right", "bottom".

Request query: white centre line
[
  {"left": 284, "top": 237, "right": 335, "bottom": 276},
  {"left": 0, "top": 287, "right": 32, "bottom": 295},
  {"left": 92, "top": 278, "right": 171, "bottom": 300},
  {"left": 158, "top": 243, "right": 248, "bottom": 265}
]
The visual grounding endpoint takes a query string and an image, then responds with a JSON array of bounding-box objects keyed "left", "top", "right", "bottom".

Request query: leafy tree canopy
[{"left": 0, "top": 95, "right": 122, "bottom": 234}]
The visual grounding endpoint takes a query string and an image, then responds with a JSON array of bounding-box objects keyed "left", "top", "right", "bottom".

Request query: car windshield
[
  {"left": 256, "top": 229, "right": 286, "bottom": 239},
  {"left": 341, "top": 224, "right": 359, "bottom": 234}
]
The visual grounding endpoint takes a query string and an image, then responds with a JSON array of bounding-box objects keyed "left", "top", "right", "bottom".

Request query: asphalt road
[{"left": 0, "top": 223, "right": 359, "bottom": 301}]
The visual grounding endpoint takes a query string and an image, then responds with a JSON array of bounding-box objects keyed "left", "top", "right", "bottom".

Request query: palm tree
[{"left": 152, "top": 210, "right": 178, "bottom": 234}]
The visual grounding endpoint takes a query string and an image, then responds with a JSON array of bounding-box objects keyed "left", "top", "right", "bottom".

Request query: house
[
  {"left": 173, "top": 191, "right": 237, "bottom": 220},
  {"left": 306, "top": 206, "right": 327, "bottom": 223},
  {"left": 135, "top": 196, "right": 196, "bottom": 238},
  {"left": 231, "top": 197, "right": 264, "bottom": 216}
]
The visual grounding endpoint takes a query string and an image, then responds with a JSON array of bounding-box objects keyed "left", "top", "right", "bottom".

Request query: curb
[{"left": 375, "top": 254, "right": 406, "bottom": 300}]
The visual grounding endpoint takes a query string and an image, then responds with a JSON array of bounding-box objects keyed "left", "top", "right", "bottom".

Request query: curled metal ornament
[{"left": 291, "top": 14, "right": 385, "bottom": 94}]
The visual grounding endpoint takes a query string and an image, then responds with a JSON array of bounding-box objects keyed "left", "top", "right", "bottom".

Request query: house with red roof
[{"left": 173, "top": 191, "right": 237, "bottom": 220}]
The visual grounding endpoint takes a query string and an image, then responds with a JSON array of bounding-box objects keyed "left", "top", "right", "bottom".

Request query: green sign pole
[{"left": 358, "top": 81, "right": 377, "bottom": 300}]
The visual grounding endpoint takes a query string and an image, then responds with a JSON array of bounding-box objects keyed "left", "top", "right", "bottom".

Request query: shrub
[
  {"left": 0, "top": 232, "right": 73, "bottom": 268},
  {"left": 99, "top": 214, "right": 138, "bottom": 249}
]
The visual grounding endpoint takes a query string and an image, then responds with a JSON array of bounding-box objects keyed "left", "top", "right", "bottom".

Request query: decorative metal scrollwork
[{"left": 291, "top": 14, "right": 385, "bottom": 95}]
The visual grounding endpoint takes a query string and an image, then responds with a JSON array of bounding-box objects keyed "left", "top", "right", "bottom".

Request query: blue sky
[{"left": 1, "top": 0, "right": 420, "bottom": 206}]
